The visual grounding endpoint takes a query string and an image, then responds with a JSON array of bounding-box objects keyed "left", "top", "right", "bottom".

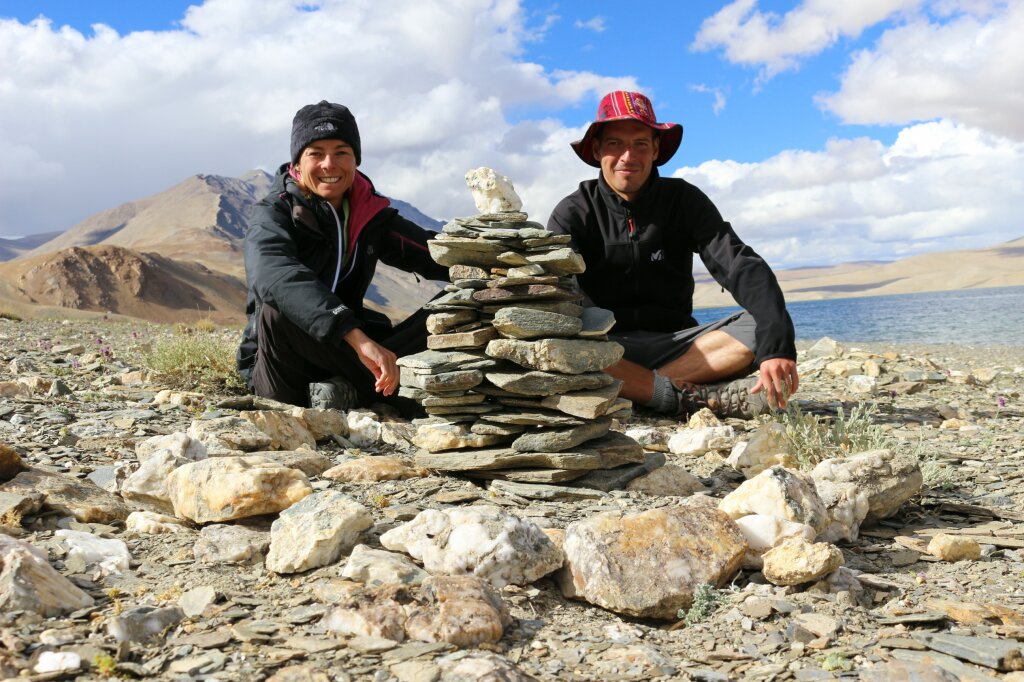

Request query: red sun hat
[{"left": 571, "top": 91, "right": 683, "bottom": 168}]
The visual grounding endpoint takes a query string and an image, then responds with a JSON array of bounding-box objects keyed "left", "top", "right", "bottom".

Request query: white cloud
[
  {"left": 818, "top": 1, "right": 1024, "bottom": 140},
  {"left": 574, "top": 16, "right": 606, "bottom": 32},
  {"left": 671, "top": 120, "right": 1024, "bottom": 267},
  {"left": 689, "top": 84, "right": 727, "bottom": 114},
  {"left": 0, "top": 0, "right": 632, "bottom": 237},
  {"left": 691, "top": 0, "right": 922, "bottom": 79}
]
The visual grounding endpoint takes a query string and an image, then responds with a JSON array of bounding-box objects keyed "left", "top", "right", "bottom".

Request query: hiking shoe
[
  {"left": 308, "top": 375, "right": 360, "bottom": 411},
  {"left": 674, "top": 376, "right": 771, "bottom": 420}
]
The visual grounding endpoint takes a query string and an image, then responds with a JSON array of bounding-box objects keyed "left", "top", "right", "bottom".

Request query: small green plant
[
  {"left": 93, "top": 652, "right": 118, "bottom": 677},
  {"left": 818, "top": 651, "right": 853, "bottom": 672},
  {"left": 0, "top": 310, "right": 22, "bottom": 322},
  {"left": 677, "top": 583, "right": 724, "bottom": 625},
  {"left": 144, "top": 335, "right": 244, "bottom": 392},
  {"left": 920, "top": 455, "right": 955, "bottom": 491},
  {"left": 369, "top": 493, "right": 391, "bottom": 508},
  {"left": 772, "top": 401, "right": 892, "bottom": 469}
]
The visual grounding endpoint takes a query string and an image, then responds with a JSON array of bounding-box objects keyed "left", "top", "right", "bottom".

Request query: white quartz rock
[
  {"left": 125, "top": 511, "right": 191, "bottom": 534},
  {"left": 465, "top": 167, "right": 523, "bottom": 214},
  {"left": 55, "top": 530, "right": 130, "bottom": 576},
  {"left": 380, "top": 506, "right": 562, "bottom": 588},
  {"left": 667, "top": 426, "right": 735, "bottom": 456},
  {"left": 719, "top": 466, "right": 829, "bottom": 533},
  {"left": 135, "top": 431, "right": 207, "bottom": 462},
  {"left": 347, "top": 410, "right": 382, "bottom": 448},
  {"left": 121, "top": 448, "right": 187, "bottom": 514},
  {"left": 734, "top": 514, "right": 817, "bottom": 569},
  {"left": 265, "top": 490, "right": 373, "bottom": 574}
]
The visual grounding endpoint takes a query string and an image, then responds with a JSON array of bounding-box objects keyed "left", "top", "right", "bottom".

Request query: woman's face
[{"left": 296, "top": 139, "right": 356, "bottom": 208}]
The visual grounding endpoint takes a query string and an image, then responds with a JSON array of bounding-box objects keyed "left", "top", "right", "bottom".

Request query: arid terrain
[{"left": 1, "top": 314, "right": 1022, "bottom": 681}]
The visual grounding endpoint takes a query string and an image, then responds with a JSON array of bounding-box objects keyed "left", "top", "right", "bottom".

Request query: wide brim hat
[{"left": 571, "top": 91, "right": 683, "bottom": 168}]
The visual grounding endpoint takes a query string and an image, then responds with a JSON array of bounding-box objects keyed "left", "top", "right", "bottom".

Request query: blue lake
[{"left": 693, "top": 285, "right": 1024, "bottom": 346}]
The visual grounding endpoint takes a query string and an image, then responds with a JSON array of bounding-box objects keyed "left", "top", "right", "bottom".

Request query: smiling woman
[{"left": 236, "top": 100, "right": 450, "bottom": 413}]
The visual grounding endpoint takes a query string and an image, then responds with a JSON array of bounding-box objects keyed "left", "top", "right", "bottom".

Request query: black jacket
[
  {"left": 237, "top": 164, "right": 448, "bottom": 385},
  {"left": 547, "top": 169, "right": 796, "bottom": 366}
]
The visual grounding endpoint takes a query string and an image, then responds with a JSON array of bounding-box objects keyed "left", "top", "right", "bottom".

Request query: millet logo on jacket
[{"left": 651, "top": 249, "right": 665, "bottom": 262}]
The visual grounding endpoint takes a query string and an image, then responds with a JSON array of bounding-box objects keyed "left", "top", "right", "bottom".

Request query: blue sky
[{"left": 2, "top": 1, "right": 1022, "bottom": 268}]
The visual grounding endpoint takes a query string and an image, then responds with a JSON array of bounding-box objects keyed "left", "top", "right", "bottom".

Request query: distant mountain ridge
[
  {"left": 0, "top": 168, "right": 1020, "bottom": 323},
  {"left": 0, "top": 169, "right": 444, "bottom": 323}
]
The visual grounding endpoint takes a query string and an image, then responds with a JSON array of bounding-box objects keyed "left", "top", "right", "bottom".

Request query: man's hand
[
  {"left": 343, "top": 329, "right": 399, "bottom": 396},
  {"left": 750, "top": 358, "right": 799, "bottom": 409}
]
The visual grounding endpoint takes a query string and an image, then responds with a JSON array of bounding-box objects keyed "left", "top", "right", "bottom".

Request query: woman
[{"left": 237, "top": 100, "right": 448, "bottom": 410}]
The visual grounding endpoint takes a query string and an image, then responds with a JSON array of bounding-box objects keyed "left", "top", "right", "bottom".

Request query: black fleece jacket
[
  {"left": 236, "top": 164, "right": 448, "bottom": 385},
  {"left": 547, "top": 169, "right": 796, "bottom": 366}
]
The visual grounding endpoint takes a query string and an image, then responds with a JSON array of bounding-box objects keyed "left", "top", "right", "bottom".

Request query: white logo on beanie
[{"left": 314, "top": 121, "right": 337, "bottom": 133}]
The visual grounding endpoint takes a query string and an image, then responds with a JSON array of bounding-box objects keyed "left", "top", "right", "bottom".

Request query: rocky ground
[{"left": 1, "top": 315, "right": 1023, "bottom": 682}]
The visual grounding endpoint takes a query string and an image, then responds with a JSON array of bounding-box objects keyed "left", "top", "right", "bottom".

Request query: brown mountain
[
  {"left": 0, "top": 245, "right": 247, "bottom": 324},
  {"left": 5, "top": 170, "right": 444, "bottom": 324}
]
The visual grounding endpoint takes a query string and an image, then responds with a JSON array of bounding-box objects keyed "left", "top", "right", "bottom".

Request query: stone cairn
[{"left": 397, "top": 168, "right": 658, "bottom": 488}]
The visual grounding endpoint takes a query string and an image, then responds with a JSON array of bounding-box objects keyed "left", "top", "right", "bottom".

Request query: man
[
  {"left": 237, "top": 100, "right": 448, "bottom": 412},
  {"left": 548, "top": 91, "right": 798, "bottom": 419}
]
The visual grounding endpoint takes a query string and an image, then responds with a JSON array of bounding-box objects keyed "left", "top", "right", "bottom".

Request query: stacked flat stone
[{"left": 397, "top": 168, "right": 651, "bottom": 486}]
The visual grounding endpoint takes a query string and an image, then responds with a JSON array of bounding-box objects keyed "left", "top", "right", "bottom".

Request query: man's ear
[
  {"left": 592, "top": 139, "right": 602, "bottom": 163},
  {"left": 652, "top": 135, "right": 661, "bottom": 162}
]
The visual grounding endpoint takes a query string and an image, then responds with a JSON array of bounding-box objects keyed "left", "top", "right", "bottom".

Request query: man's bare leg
[
  {"left": 657, "top": 330, "right": 753, "bottom": 386},
  {"left": 606, "top": 330, "right": 754, "bottom": 403}
]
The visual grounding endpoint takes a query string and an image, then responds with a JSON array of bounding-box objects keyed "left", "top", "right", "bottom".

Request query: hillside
[
  {"left": 0, "top": 245, "right": 247, "bottom": 324},
  {"left": 4, "top": 170, "right": 443, "bottom": 324},
  {"left": 693, "top": 236, "right": 1024, "bottom": 308}
]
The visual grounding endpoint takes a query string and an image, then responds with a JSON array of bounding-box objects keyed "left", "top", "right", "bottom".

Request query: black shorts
[{"left": 609, "top": 311, "right": 757, "bottom": 370}]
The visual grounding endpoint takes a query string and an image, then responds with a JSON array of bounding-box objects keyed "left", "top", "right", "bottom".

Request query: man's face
[
  {"left": 296, "top": 139, "right": 356, "bottom": 208},
  {"left": 593, "top": 120, "right": 660, "bottom": 202}
]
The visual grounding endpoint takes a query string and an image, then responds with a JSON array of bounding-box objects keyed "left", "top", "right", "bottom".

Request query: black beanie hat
[{"left": 290, "top": 100, "right": 361, "bottom": 166}]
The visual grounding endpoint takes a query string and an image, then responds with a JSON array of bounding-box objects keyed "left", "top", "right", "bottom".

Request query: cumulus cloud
[
  {"left": 0, "top": 0, "right": 633, "bottom": 237},
  {"left": 692, "top": 0, "right": 922, "bottom": 79},
  {"left": 672, "top": 120, "right": 1024, "bottom": 267},
  {"left": 818, "top": 1, "right": 1024, "bottom": 140}
]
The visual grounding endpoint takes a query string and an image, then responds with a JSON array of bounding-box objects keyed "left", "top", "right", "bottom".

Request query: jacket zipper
[
  {"left": 625, "top": 208, "right": 641, "bottom": 325},
  {"left": 326, "top": 202, "right": 344, "bottom": 292}
]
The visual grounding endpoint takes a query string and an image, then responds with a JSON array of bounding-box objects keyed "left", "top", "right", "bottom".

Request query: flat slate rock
[
  {"left": 477, "top": 408, "right": 586, "bottom": 427},
  {"left": 484, "top": 370, "right": 615, "bottom": 397},
  {"left": 910, "top": 631, "right": 1024, "bottom": 671},
  {"left": 487, "top": 479, "right": 606, "bottom": 500},
  {"left": 400, "top": 368, "right": 482, "bottom": 392},
  {"left": 397, "top": 349, "right": 490, "bottom": 374},
  {"left": 414, "top": 431, "right": 645, "bottom": 472},
  {"left": 578, "top": 307, "right": 616, "bottom": 337},
  {"left": 1, "top": 467, "right": 130, "bottom": 523},
  {"left": 482, "top": 301, "right": 583, "bottom": 317},
  {"left": 485, "top": 338, "right": 623, "bottom": 374},
  {"left": 540, "top": 381, "right": 623, "bottom": 419},
  {"left": 427, "top": 327, "right": 498, "bottom": 350},
  {"left": 425, "top": 310, "right": 478, "bottom": 334},
  {"left": 571, "top": 451, "right": 668, "bottom": 492},
  {"left": 510, "top": 418, "right": 612, "bottom": 453},
  {"left": 464, "top": 467, "right": 590, "bottom": 484},
  {"left": 473, "top": 285, "right": 581, "bottom": 304},
  {"left": 492, "top": 307, "right": 583, "bottom": 339},
  {"left": 428, "top": 239, "right": 508, "bottom": 268},
  {"left": 523, "top": 247, "right": 586, "bottom": 275}
]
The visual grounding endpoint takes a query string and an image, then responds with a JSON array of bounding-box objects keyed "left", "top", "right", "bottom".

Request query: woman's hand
[{"left": 343, "top": 328, "right": 399, "bottom": 396}]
